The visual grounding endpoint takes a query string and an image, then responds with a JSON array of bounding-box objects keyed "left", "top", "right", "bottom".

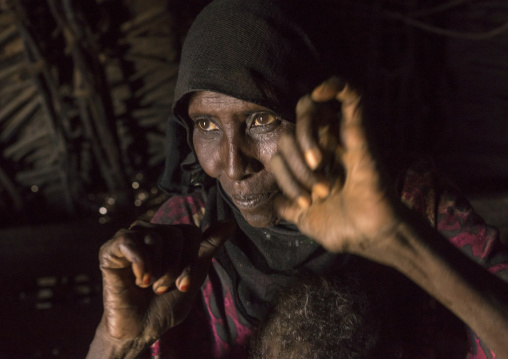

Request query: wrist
[
  {"left": 86, "top": 316, "right": 150, "bottom": 359},
  {"left": 354, "top": 204, "right": 427, "bottom": 273}
]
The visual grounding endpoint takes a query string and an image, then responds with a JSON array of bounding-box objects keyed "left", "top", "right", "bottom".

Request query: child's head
[{"left": 249, "top": 272, "right": 403, "bottom": 359}]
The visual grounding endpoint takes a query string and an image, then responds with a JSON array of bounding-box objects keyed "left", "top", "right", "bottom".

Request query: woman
[{"left": 87, "top": 0, "right": 508, "bottom": 358}]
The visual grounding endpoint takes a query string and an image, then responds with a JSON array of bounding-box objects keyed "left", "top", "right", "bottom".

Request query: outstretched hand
[
  {"left": 271, "top": 77, "right": 403, "bottom": 261},
  {"left": 96, "top": 219, "right": 235, "bottom": 351}
]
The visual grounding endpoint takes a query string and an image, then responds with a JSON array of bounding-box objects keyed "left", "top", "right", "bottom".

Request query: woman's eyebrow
[
  {"left": 188, "top": 110, "right": 214, "bottom": 119},
  {"left": 243, "top": 108, "right": 275, "bottom": 115}
]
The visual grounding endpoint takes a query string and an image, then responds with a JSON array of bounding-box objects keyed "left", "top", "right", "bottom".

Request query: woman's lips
[{"left": 231, "top": 192, "right": 279, "bottom": 210}]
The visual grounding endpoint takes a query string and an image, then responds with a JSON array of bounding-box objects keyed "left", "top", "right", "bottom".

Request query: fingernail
[
  {"left": 142, "top": 273, "right": 151, "bottom": 285},
  {"left": 297, "top": 196, "right": 310, "bottom": 209},
  {"left": 305, "top": 149, "right": 321, "bottom": 170},
  {"left": 155, "top": 286, "right": 169, "bottom": 295},
  {"left": 312, "top": 182, "right": 330, "bottom": 198},
  {"left": 312, "top": 83, "right": 327, "bottom": 95},
  {"left": 178, "top": 276, "right": 191, "bottom": 293},
  {"left": 336, "top": 84, "right": 351, "bottom": 102}
]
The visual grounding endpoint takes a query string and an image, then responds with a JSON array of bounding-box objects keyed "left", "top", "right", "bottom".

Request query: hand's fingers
[
  {"left": 198, "top": 219, "right": 236, "bottom": 259},
  {"left": 175, "top": 265, "right": 192, "bottom": 293},
  {"left": 277, "top": 132, "right": 330, "bottom": 198},
  {"left": 174, "top": 224, "right": 203, "bottom": 262},
  {"left": 336, "top": 83, "right": 361, "bottom": 108},
  {"left": 150, "top": 232, "right": 185, "bottom": 294},
  {"left": 152, "top": 271, "right": 179, "bottom": 295},
  {"left": 311, "top": 76, "right": 346, "bottom": 102},
  {"left": 296, "top": 95, "right": 323, "bottom": 170},
  {"left": 337, "top": 85, "right": 366, "bottom": 153},
  {"left": 308, "top": 78, "right": 365, "bottom": 159},
  {"left": 102, "top": 221, "right": 201, "bottom": 293},
  {"left": 149, "top": 224, "right": 201, "bottom": 294},
  {"left": 271, "top": 153, "right": 311, "bottom": 208},
  {"left": 174, "top": 219, "right": 236, "bottom": 293},
  {"left": 311, "top": 79, "right": 368, "bottom": 157},
  {"left": 127, "top": 220, "right": 167, "bottom": 284},
  {"left": 317, "top": 124, "right": 342, "bottom": 154},
  {"left": 273, "top": 194, "right": 306, "bottom": 227},
  {"left": 100, "top": 230, "right": 156, "bottom": 287},
  {"left": 296, "top": 93, "right": 343, "bottom": 171}
]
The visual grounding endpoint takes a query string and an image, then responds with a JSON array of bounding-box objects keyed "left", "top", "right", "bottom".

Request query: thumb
[
  {"left": 273, "top": 194, "right": 306, "bottom": 226},
  {"left": 175, "top": 219, "right": 236, "bottom": 292},
  {"left": 198, "top": 219, "right": 237, "bottom": 259}
]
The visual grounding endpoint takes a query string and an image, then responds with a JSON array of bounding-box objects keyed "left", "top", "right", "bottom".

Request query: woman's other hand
[
  {"left": 87, "top": 219, "right": 235, "bottom": 358},
  {"left": 271, "top": 77, "right": 403, "bottom": 262}
]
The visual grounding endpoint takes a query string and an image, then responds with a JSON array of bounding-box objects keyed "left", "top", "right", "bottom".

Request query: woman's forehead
[{"left": 188, "top": 91, "right": 272, "bottom": 115}]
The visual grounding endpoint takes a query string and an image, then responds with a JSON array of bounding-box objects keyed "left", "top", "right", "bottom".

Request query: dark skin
[
  {"left": 87, "top": 80, "right": 508, "bottom": 359},
  {"left": 189, "top": 91, "right": 296, "bottom": 227}
]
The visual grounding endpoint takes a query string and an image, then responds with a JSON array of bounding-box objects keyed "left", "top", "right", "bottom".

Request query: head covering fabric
[{"left": 172, "top": 0, "right": 326, "bottom": 124}]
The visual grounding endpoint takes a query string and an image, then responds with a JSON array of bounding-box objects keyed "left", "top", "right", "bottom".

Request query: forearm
[
  {"left": 86, "top": 316, "right": 151, "bottom": 359},
  {"left": 381, "top": 209, "right": 508, "bottom": 358}
]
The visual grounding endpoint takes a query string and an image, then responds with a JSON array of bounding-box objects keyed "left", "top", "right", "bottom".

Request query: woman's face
[{"left": 189, "top": 91, "right": 294, "bottom": 227}]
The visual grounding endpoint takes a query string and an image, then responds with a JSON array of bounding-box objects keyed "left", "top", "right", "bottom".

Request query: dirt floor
[{"left": 0, "top": 195, "right": 507, "bottom": 358}]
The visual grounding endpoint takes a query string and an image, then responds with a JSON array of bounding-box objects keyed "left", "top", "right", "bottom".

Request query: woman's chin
[{"left": 240, "top": 210, "right": 278, "bottom": 228}]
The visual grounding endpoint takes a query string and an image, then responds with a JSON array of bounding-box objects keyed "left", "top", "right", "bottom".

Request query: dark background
[{"left": 0, "top": 0, "right": 507, "bottom": 357}]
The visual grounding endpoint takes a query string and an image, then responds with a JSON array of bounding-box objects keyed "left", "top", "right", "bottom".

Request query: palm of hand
[{"left": 297, "top": 158, "right": 399, "bottom": 255}]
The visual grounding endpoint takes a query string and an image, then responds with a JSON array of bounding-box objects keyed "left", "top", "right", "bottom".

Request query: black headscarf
[
  {"left": 173, "top": 0, "right": 325, "bottom": 123},
  {"left": 159, "top": 0, "right": 376, "bottom": 324}
]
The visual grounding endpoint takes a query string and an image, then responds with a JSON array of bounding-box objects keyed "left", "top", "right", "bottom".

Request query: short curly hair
[{"left": 248, "top": 272, "right": 403, "bottom": 359}]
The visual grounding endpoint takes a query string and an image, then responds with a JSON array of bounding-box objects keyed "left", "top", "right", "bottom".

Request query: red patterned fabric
[
  {"left": 399, "top": 161, "right": 507, "bottom": 359},
  {"left": 149, "top": 161, "right": 508, "bottom": 358}
]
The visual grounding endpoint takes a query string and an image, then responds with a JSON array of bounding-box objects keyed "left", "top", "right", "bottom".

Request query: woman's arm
[
  {"left": 391, "top": 213, "right": 508, "bottom": 358},
  {"left": 383, "top": 206, "right": 508, "bottom": 357},
  {"left": 271, "top": 77, "right": 508, "bottom": 357}
]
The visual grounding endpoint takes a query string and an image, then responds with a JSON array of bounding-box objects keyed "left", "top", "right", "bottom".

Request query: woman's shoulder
[
  {"left": 397, "top": 158, "right": 444, "bottom": 226},
  {"left": 398, "top": 158, "right": 481, "bottom": 230},
  {"left": 150, "top": 192, "right": 206, "bottom": 226},
  {"left": 398, "top": 158, "right": 508, "bottom": 278}
]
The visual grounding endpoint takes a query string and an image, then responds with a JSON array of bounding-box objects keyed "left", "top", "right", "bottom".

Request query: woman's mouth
[{"left": 231, "top": 192, "right": 279, "bottom": 210}]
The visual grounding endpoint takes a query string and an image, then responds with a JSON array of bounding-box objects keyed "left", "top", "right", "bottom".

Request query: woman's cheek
[
  {"left": 259, "top": 126, "right": 290, "bottom": 169},
  {"left": 193, "top": 134, "right": 221, "bottom": 178}
]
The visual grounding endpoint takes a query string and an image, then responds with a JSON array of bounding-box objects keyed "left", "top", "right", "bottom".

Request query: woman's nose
[{"left": 223, "top": 139, "right": 259, "bottom": 181}]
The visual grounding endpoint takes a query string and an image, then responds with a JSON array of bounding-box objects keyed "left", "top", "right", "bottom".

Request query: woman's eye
[
  {"left": 196, "top": 119, "right": 218, "bottom": 131},
  {"left": 252, "top": 113, "right": 278, "bottom": 127}
]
